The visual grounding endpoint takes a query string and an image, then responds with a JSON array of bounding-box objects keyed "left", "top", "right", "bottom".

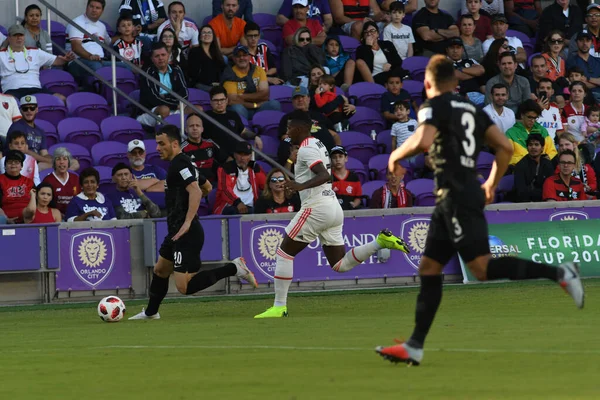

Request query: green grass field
[{"left": 1, "top": 280, "right": 598, "bottom": 400}]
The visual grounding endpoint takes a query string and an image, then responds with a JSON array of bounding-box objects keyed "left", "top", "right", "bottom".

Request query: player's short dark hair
[
  {"left": 87, "top": 0, "right": 105, "bottom": 9},
  {"left": 7, "top": 130, "right": 26, "bottom": 144},
  {"left": 394, "top": 100, "right": 410, "bottom": 111},
  {"left": 389, "top": 1, "right": 405, "bottom": 13},
  {"left": 151, "top": 42, "right": 168, "bottom": 55},
  {"left": 498, "top": 51, "right": 516, "bottom": 63},
  {"left": 559, "top": 149, "right": 576, "bottom": 162},
  {"left": 111, "top": 162, "right": 131, "bottom": 176},
  {"left": 517, "top": 99, "right": 542, "bottom": 118},
  {"left": 157, "top": 124, "right": 181, "bottom": 144},
  {"left": 537, "top": 77, "right": 553, "bottom": 87},
  {"left": 116, "top": 15, "right": 133, "bottom": 27},
  {"left": 209, "top": 85, "right": 228, "bottom": 99},
  {"left": 244, "top": 22, "right": 260, "bottom": 34},
  {"left": 425, "top": 55, "right": 457, "bottom": 88},
  {"left": 491, "top": 83, "right": 509, "bottom": 95},
  {"left": 168, "top": 1, "right": 185, "bottom": 13},
  {"left": 586, "top": 104, "right": 600, "bottom": 117},
  {"left": 287, "top": 110, "right": 313, "bottom": 131},
  {"left": 79, "top": 167, "right": 100, "bottom": 186},
  {"left": 567, "top": 66, "right": 585, "bottom": 76}
]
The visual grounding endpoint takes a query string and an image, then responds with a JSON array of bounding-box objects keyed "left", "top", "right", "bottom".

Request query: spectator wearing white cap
[
  {"left": 0, "top": 24, "right": 75, "bottom": 102},
  {"left": 6, "top": 95, "right": 55, "bottom": 171},
  {"left": 0, "top": 93, "right": 22, "bottom": 155},
  {"left": 126, "top": 139, "right": 167, "bottom": 192},
  {"left": 283, "top": 0, "right": 326, "bottom": 47}
]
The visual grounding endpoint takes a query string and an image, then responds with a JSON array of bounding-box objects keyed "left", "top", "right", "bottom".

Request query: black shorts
[
  {"left": 423, "top": 195, "right": 489, "bottom": 265},
  {"left": 159, "top": 221, "right": 205, "bottom": 273}
]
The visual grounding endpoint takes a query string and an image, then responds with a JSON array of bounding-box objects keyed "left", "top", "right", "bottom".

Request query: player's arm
[
  {"left": 172, "top": 181, "right": 202, "bottom": 241},
  {"left": 388, "top": 123, "right": 436, "bottom": 174},
  {"left": 482, "top": 124, "right": 514, "bottom": 204},
  {"left": 287, "top": 162, "right": 331, "bottom": 192}
]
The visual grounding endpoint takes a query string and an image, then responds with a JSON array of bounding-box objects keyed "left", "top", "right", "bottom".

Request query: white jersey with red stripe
[{"left": 295, "top": 136, "right": 337, "bottom": 207}]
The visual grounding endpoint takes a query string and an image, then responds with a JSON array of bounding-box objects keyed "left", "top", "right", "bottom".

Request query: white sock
[
  {"left": 332, "top": 240, "right": 381, "bottom": 273},
  {"left": 274, "top": 249, "right": 294, "bottom": 307}
]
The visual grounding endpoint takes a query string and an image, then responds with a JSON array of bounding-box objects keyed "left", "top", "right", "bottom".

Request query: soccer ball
[{"left": 97, "top": 296, "right": 126, "bottom": 322}]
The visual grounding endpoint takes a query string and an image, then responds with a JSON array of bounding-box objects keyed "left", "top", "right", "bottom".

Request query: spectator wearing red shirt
[
  {"left": 370, "top": 169, "right": 412, "bottom": 208},
  {"left": 42, "top": 147, "right": 81, "bottom": 215},
  {"left": 0, "top": 150, "right": 34, "bottom": 223},
  {"left": 464, "top": 0, "right": 492, "bottom": 42},
  {"left": 543, "top": 150, "right": 587, "bottom": 201},
  {"left": 254, "top": 168, "right": 301, "bottom": 214},
  {"left": 182, "top": 113, "right": 227, "bottom": 184},
  {"left": 330, "top": 146, "right": 363, "bottom": 210},
  {"left": 283, "top": 0, "right": 326, "bottom": 47}
]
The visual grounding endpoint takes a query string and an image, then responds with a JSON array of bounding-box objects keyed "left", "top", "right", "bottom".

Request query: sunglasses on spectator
[
  {"left": 21, "top": 106, "right": 37, "bottom": 111},
  {"left": 587, "top": 13, "right": 600, "bottom": 18},
  {"left": 549, "top": 38, "right": 563, "bottom": 44},
  {"left": 299, "top": 37, "right": 311, "bottom": 43},
  {"left": 270, "top": 176, "right": 285, "bottom": 183}
]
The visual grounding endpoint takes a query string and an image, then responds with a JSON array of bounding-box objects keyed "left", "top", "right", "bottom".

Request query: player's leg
[
  {"left": 254, "top": 208, "right": 313, "bottom": 318},
  {"left": 128, "top": 254, "right": 174, "bottom": 320}
]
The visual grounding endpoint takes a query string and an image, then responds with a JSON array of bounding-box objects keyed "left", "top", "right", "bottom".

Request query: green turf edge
[{"left": 2, "top": 278, "right": 598, "bottom": 313}]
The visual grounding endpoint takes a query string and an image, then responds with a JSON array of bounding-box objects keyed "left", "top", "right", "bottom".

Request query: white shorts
[{"left": 285, "top": 203, "right": 344, "bottom": 246}]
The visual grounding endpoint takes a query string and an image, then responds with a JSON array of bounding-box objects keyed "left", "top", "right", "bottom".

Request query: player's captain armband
[
  {"left": 179, "top": 168, "right": 194, "bottom": 180},
  {"left": 418, "top": 107, "right": 432, "bottom": 124}
]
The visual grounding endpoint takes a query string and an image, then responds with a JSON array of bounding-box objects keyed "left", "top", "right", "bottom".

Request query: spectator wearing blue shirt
[
  {"left": 106, "top": 162, "right": 162, "bottom": 219},
  {"left": 65, "top": 167, "right": 117, "bottom": 222},
  {"left": 276, "top": 0, "right": 333, "bottom": 33},
  {"left": 380, "top": 72, "right": 417, "bottom": 127},
  {"left": 127, "top": 139, "right": 167, "bottom": 192},
  {"left": 566, "top": 30, "right": 600, "bottom": 102}
]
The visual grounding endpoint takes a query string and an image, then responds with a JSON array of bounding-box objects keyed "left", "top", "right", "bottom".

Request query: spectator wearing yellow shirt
[{"left": 221, "top": 45, "right": 281, "bottom": 119}]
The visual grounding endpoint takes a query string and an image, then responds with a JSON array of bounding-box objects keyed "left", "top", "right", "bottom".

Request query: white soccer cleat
[
  {"left": 128, "top": 308, "right": 161, "bottom": 320},
  {"left": 559, "top": 262, "right": 584, "bottom": 309},
  {"left": 233, "top": 257, "right": 258, "bottom": 288}
]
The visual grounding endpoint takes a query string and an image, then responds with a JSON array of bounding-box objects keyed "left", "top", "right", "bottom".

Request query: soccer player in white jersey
[{"left": 254, "top": 110, "right": 410, "bottom": 318}]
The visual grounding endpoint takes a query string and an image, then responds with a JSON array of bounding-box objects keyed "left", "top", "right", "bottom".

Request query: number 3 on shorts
[{"left": 174, "top": 251, "right": 182, "bottom": 265}]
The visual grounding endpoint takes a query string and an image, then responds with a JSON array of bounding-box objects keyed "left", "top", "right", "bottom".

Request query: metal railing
[{"left": 31, "top": 0, "right": 293, "bottom": 177}]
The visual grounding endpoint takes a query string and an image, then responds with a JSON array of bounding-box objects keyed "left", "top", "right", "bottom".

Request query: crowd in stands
[{"left": 2, "top": 0, "right": 600, "bottom": 225}]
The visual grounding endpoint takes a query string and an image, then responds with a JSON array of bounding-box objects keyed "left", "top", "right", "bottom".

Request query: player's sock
[
  {"left": 407, "top": 275, "right": 443, "bottom": 349},
  {"left": 487, "top": 257, "right": 563, "bottom": 282},
  {"left": 145, "top": 273, "right": 169, "bottom": 316},
  {"left": 274, "top": 249, "right": 294, "bottom": 307},
  {"left": 185, "top": 263, "right": 237, "bottom": 295},
  {"left": 332, "top": 240, "right": 381, "bottom": 272}
]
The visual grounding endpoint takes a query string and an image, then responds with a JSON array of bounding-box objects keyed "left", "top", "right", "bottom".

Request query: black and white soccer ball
[{"left": 97, "top": 296, "right": 126, "bottom": 322}]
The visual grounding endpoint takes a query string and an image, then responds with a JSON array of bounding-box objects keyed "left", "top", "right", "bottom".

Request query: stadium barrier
[{"left": 1, "top": 201, "right": 599, "bottom": 305}]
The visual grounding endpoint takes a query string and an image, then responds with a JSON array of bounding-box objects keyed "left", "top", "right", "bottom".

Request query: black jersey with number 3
[
  {"left": 165, "top": 153, "right": 207, "bottom": 235},
  {"left": 418, "top": 93, "right": 493, "bottom": 202}
]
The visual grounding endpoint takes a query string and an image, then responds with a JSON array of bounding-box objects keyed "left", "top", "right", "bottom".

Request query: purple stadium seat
[
  {"left": 477, "top": 151, "right": 495, "bottom": 179},
  {"left": 96, "top": 166, "right": 114, "bottom": 194},
  {"left": 253, "top": 13, "right": 282, "bottom": 51},
  {"left": 348, "top": 106, "right": 386, "bottom": 135},
  {"left": 145, "top": 191, "right": 166, "bottom": 209},
  {"left": 406, "top": 178, "right": 435, "bottom": 206},
  {"left": 143, "top": 139, "right": 159, "bottom": 154},
  {"left": 35, "top": 119, "right": 59, "bottom": 148},
  {"left": 40, "top": 20, "right": 67, "bottom": 55},
  {"left": 40, "top": 168, "right": 53, "bottom": 181},
  {"left": 202, "top": 15, "right": 213, "bottom": 26},
  {"left": 101, "top": 116, "right": 145, "bottom": 143},
  {"left": 124, "top": 89, "right": 140, "bottom": 116},
  {"left": 348, "top": 82, "right": 387, "bottom": 112},
  {"left": 49, "top": 143, "right": 93, "bottom": 171},
  {"left": 57, "top": 117, "right": 102, "bottom": 148},
  {"left": 146, "top": 152, "right": 170, "bottom": 172},
  {"left": 160, "top": 114, "right": 184, "bottom": 131},
  {"left": 527, "top": 52, "right": 541, "bottom": 67},
  {"left": 251, "top": 110, "right": 285, "bottom": 138},
  {"left": 402, "top": 56, "right": 430, "bottom": 82},
  {"left": 184, "top": 16, "right": 199, "bottom": 27},
  {"left": 368, "top": 154, "right": 390, "bottom": 181},
  {"left": 257, "top": 135, "right": 279, "bottom": 158},
  {"left": 0, "top": 25, "right": 7, "bottom": 36},
  {"left": 269, "top": 85, "right": 293, "bottom": 113},
  {"left": 100, "top": 20, "right": 115, "bottom": 37},
  {"left": 345, "top": 156, "right": 368, "bottom": 184},
  {"left": 198, "top": 196, "right": 211, "bottom": 216},
  {"left": 495, "top": 174, "right": 515, "bottom": 202},
  {"left": 376, "top": 129, "right": 392, "bottom": 154},
  {"left": 402, "top": 80, "right": 425, "bottom": 106},
  {"left": 340, "top": 131, "right": 378, "bottom": 165},
  {"left": 188, "top": 88, "right": 211, "bottom": 109},
  {"left": 35, "top": 94, "right": 68, "bottom": 127},
  {"left": 93, "top": 67, "right": 139, "bottom": 109},
  {"left": 361, "top": 180, "right": 386, "bottom": 206},
  {"left": 338, "top": 35, "right": 361, "bottom": 56},
  {"left": 40, "top": 69, "right": 78, "bottom": 98},
  {"left": 255, "top": 160, "right": 273, "bottom": 173},
  {"left": 66, "top": 92, "right": 111, "bottom": 126},
  {"left": 91, "top": 141, "right": 129, "bottom": 167}
]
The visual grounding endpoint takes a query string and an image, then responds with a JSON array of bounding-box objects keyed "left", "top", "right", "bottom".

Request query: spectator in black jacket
[
  {"left": 137, "top": 42, "right": 189, "bottom": 127},
  {"left": 514, "top": 133, "right": 554, "bottom": 202},
  {"left": 537, "top": 0, "right": 583, "bottom": 51},
  {"left": 355, "top": 21, "right": 405, "bottom": 85}
]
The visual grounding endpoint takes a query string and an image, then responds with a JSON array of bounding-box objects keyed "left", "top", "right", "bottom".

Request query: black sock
[
  {"left": 407, "top": 275, "right": 443, "bottom": 349},
  {"left": 487, "top": 257, "right": 563, "bottom": 282},
  {"left": 145, "top": 273, "right": 169, "bottom": 316},
  {"left": 185, "top": 263, "right": 237, "bottom": 295}
]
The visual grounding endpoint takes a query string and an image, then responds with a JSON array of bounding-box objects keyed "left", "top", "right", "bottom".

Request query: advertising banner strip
[{"left": 56, "top": 228, "right": 132, "bottom": 291}]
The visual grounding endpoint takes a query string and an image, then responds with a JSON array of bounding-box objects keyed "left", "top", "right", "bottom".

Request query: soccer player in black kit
[
  {"left": 375, "top": 56, "right": 584, "bottom": 366},
  {"left": 129, "top": 125, "right": 257, "bottom": 320}
]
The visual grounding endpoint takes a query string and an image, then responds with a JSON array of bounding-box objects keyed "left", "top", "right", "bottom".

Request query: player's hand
[
  {"left": 172, "top": 220, "right": 191, "bottom": 241},
  {"left": 481, "top": 181, "right": 496, "bottom": 205},
  {"left": 284, "top": 180, "right": 303, "bottom": 193},
  {"left": 237, "top": 202, "right": 249, "bottom": 214}
]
